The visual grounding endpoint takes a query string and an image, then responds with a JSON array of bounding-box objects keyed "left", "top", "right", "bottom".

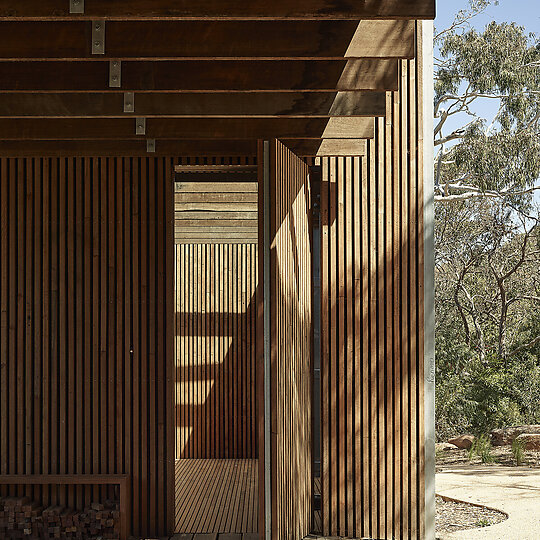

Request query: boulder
[
  {"left": 436, "top": 442, "right": 459, "bottom": 451},
  {"left": 515, "top": 433, "right": 540, "bottom": 451},
  {"left": 490, "top": 425, "right": 540, "bottom": 446},
  {"left": 448, "top": 435, "right": 475, "bottom": 450}
]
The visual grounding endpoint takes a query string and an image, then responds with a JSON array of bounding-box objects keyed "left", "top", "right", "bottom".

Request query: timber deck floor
[
  {"left": 170, "top": 534, "right": 258, "bottom": 539},
  {"left": 175, "top": 459, "right": 258, "bottom": 535}
]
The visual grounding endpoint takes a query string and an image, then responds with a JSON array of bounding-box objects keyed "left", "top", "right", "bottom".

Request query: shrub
[
  {"left": 435, "top": 349, "right": 540, "bottom": 440},
  {"left": 468, "top": 434, "right": 494, "bottom": 463},
  {"left": 476, "top": 518, "right": 490, "bottom": 528},
  {"left": 512, "top": 436, "right": 526, "bottom": 466}
]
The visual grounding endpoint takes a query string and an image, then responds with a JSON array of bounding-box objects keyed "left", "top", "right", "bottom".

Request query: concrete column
[{"left": 421, "top": 19, "right": 436, "bottom": 540}]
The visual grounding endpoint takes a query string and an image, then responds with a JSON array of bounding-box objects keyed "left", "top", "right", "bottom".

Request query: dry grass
[{"left": 436, "top": 444, "right": 540, "bottom": 470}]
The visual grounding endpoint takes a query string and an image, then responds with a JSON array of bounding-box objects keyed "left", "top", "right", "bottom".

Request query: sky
[{"left": 435, "top": 0, "right": 540, "bottom": 33}]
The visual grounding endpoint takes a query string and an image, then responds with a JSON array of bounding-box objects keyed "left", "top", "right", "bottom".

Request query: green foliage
[
  {"left": 451, "top": 125, "right": 540, "bottom": 194},
  {"left": 434, "top": 1, "right": 540, "bottom": 202},
  {"left": 434, "top": 1, "right": 540, "bottom": 442},
  {"left": 436, "top": 213, "right": 540, "bottom": 437},
  {"left": 512, "top": 436, "right": 526, "bottom": 466},
  {"left": 476, "top": 518, "right": 490, "bottom": 527},
  {"left": 468, "top": 434, "right": 494, "bottom": 463},
  {"left": 437, "top": 21, "right": 538, "bottom": 102},
  {"left": 436, "top": 339, "right": 540, "bottom": 439},
  {"left": 435, "top": 338, "right": 477, "bottom": 440}
]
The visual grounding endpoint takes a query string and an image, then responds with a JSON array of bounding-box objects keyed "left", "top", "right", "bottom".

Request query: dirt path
[{"left": 436, "top": 465, "right": 540, "bottom": 539}]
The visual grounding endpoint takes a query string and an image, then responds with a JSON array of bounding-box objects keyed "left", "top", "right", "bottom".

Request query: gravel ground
[
  {"left": 435, "top": 495, "right": 507, "bottom": 537},
  {"left": 436, "top": 445, "right": 540, "bottom": 470}
]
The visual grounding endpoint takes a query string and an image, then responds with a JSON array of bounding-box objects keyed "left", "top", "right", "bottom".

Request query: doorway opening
[{"left": 173, "top": 165, "right": 259, "bottom": 535}]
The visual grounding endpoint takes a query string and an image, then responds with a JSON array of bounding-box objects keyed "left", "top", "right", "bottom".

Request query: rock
[
  {"left": 448, "top": 435, "right": 475, "bottom": 450},
  {"left": 436, "top": 442, "right": 459, "bottom": 451},
  {"left": 490, "top": 425, "right": 540, "bottom": 446},
  {"left": 515, "top": 433, "right": 540, "bottom": 451}
]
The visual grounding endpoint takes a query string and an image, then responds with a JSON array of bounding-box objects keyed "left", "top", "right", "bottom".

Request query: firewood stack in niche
[{"left": 0, "top": 496, "right": 119, "bottom": 539}]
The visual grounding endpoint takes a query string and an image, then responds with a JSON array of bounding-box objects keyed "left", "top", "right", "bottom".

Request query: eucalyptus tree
[
  {"left": 433, "top": 1, "right": 540, "bottom": 437},
  {"left": 434, "top": 0, "right": 540, "bottom": 203}
]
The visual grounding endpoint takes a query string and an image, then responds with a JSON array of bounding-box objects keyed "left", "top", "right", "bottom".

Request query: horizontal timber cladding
[
  {"left": 319, "top": 55, "right": 425, "bottom": 540},
  {"left": 267, "top": 140, "right": 313, "bottom": 540},
  {"left": 174, "top": 178, "right": 258, "bottom": 244},
  {"left": 174, "top": 243, "right": 258, "bottom": 459}
]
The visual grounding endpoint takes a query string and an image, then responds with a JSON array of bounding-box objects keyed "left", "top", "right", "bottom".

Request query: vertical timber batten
[
  {"left": 0, "top": 1, "right": 437, "bottom": 538},
  {"left": 0, "top": 155, "right": 265, "bottom": 538},
  {"left": 264, "top": 140, "right": 312, "bottom": 540},
  {"left": 318, "top": 22, "right": 428, "bottom": 540},
  {"left": 263, "top": 140, "right": 272, "bottom": 540},
  {"left": 174, "top": 243, "right": 258, "bottom": 460}
]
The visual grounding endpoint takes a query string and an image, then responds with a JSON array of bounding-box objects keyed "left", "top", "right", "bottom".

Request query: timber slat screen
[
  {"left": 264, "top": 140, "right": 313, "bottom": 540},
  {"left": 175, "top": 243, "right": 258, "bottom": 459},
  {"left": 0, "top": 0, "right": 435, "bottom": 537},
  {"left": 318, "top": 42, "right": 426, "bottom": 540},
  {"left": 0, "top": 155, "right": 176, "bottom": 538}
]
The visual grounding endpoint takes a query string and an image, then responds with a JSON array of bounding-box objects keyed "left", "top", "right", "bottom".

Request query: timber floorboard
[
  {"left": 168, "top": 534, "right": 258, "bottom": 539},
  {"left": 174, "top": 459, "right": 258, "bottom": 535}
]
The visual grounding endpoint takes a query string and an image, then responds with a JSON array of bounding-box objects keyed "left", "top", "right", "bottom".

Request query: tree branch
[
  {"left": 435, "top": 185, "right": 540, "bottom": 202},
  {"left": 434, "top": 130, "right": 467, "bottom": 147},
  {"left": 510, "top": 335, "right": 540, "bottom": 356}
]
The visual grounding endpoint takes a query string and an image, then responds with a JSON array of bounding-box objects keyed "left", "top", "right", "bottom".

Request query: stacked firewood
[{"left": 0, "top": 496, "right": 119, "bottom": 539}]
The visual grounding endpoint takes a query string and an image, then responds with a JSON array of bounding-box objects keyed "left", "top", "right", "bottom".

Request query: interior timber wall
[
  {"left": 0, "top": 155, "right": 257, "bottom": 538},
  {"left": 175, "top": 243, "right": 258, "bottom": 459},
  {"left": 319, "top": 37, "right": 426, "bottom": 540},
  {"left": 0, "top": 156, "right": 175, "bottom": 537},
  {"left": 267, "top": 140, "right": 312, "bottom": 539}
]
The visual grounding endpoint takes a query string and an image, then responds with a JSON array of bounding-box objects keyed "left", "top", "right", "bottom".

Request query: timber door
[{"left": 258, "top": 140, "right": 313, "bottom": 540}]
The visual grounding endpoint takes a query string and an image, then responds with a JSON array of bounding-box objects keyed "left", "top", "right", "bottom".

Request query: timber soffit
[
  {"left": 0, "top": 20, "right": 416, "bottom": 59},
  {"left": 0, "top": 0, "right": 435, "bottom": 156},
  {"left": 0, "top": 139, "right": 366, "bottom": 158},
  {"left": 0, "top": 1, "right": 435, "bottom": 20}
]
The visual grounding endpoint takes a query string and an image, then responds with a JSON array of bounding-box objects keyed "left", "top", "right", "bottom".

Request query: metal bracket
[
  {"left": 70, "top": 0, "right": 84, "bottom": 14},
  {"left": 92, "top": 21, "right": 105, "bottom": 55},
  {"left": 123, "top": 92, "right": 135, "bottom": 113},
  {"left": 109, "top": 61, "right": 121, "bottom": 88},
  {"left": 147, "top": 139, "right": 156, "bottom": 153},
  {"left": 136, "top": 118, "right": 146, "bottom": 135}
]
